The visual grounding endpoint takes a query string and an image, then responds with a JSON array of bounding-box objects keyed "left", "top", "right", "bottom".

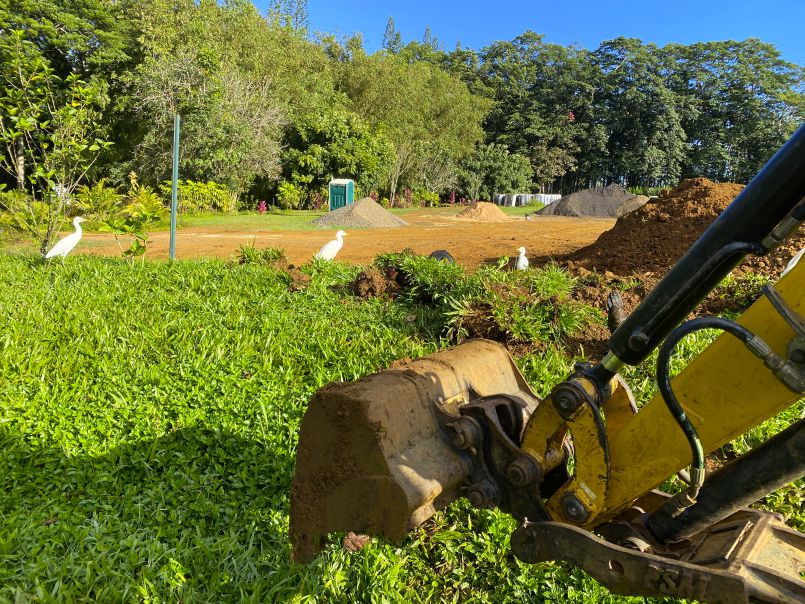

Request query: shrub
[
  {"left": 276, "top": 181, "right": 303, "bottom": 210},
  {"left": 160, "top": 180, "right": 236, "bottom": 213},
  {"left": 73, "top": 180, "right": 124, "bottom": 221},
  {"left": 0, "top": 188, "right": 47, "bottom": 234},
  {"left": 237, "top": 243, "right": 286, "bottom": 265},
  {"left": 101, "top": 178, "right": 167, "bottom": 261},
  {"left": 413, "top": 188, "right": 440, "bottom": 207},
  {"left": 309, "top": 190, "right": 326, "bottom": 211}
]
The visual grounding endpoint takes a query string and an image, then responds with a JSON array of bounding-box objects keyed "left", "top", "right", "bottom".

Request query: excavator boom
[{"left": 290, "top": 123, "right": 805, "bottom": 603}]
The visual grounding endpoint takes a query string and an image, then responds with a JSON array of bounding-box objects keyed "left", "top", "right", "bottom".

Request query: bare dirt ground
[{"left": 80, "top": 209, "right": 615, "bottom": 268}]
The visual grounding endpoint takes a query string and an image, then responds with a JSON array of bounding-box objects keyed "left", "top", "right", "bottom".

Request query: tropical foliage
[{"left": 1, "top": 0, "right": 803, "bottom": 216}]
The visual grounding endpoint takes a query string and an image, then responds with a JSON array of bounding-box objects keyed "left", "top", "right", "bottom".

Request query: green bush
[
  {"left": 0, "top": 188, "right": 48, "bottom": 234},
  {"left": 160, "top": 180, "right": 236, "bottom": 213},
  {"left": 276, "top": 181, "right": 303, "bottom": 210},
  {"left": 237, "top": 243, "right": 286, "bottom": 265},
  {"left": 413, "top": 187, "right": 440, "bottom": 207},
  {"left": 73, "top": 179, "right": 124, "bottom": 221}
]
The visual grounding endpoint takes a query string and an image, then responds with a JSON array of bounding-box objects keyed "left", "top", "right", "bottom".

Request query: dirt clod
[
  {"left": 342, "top": 532, "right": 372, "bottom": 553},
  {"left": 288, "top": 268, "right": 311, "bottom": 292},
  {"left": 353, "top": 267, "right": 401, "bottom": 298}
]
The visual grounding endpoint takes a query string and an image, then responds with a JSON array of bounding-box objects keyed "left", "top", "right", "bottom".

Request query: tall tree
[
  {"left": 592, "top": 38, "right": 687, "bottom": 187},
  {"left": 382, "top": 16, "right": 402, "bottom": 54},
  {"left": 267, "top": 0, "right": 308, "bottom": 31},
  {"left": 342, "top": 53, "right": 489, "bottom": 201}
]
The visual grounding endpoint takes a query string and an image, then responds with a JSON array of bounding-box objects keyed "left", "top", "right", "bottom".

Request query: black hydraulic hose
[
  {"left": 657, "top": 317, "right": 760, "bottom": 497},
  {"left": 608, "top": 122, "right": 805, "bottom": 366}
]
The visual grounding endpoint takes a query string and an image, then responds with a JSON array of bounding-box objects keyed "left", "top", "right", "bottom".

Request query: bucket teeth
[{"left": 289, "top": 339, "right": 540, "bottom": 562}]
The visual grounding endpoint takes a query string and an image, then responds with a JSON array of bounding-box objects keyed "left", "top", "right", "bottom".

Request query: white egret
[
  {"left": 45, "top": 216, "right": 85, "bottom": 260},
  {"left": 515, "top": 246, "right": 529, "bottom": 270},
  {"left": 315, "top": 230, "right": 347, "bottom": 261}
]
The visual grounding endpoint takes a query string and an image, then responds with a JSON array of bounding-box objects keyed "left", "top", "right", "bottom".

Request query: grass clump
[
  {"left": 237, "top": 242, "right": 287, "bottom": 265},
  {"left": 374, "top": 252, "right": 598, "bottom": 348}
]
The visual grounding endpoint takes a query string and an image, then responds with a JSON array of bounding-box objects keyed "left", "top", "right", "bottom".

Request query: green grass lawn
[{"left": 0, "top": 253, "right": 799, "bottom": 603}]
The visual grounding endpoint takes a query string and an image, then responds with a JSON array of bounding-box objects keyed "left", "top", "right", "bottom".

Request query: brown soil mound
[
  {"left": 568, "top": 178, "right": 805, "bottom": 278},
  {"left": 312, "top": 197, "right": 408, "bottom": 228},
  {"left": 456, "top": 201, "right": 510, "bottom": 221},
  {"left": 538, "top": 184, "right": 646, "bottom": 218},
  {"left": 353, "top": 266, "right": 402, "bottom": 298}
]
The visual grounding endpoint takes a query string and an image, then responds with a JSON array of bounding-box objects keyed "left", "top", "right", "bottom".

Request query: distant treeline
[{"left": 1, "top": 0, "right": 803, "bottom": 208}]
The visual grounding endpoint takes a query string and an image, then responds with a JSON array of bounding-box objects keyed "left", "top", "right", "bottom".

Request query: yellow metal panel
[{"left": 599, "top": 258, "right": 805, "bottom": 521}]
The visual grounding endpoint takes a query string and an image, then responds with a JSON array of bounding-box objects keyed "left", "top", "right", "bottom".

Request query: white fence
[{"left": 493, "top": 193, "right": 561, "bottom": 207}]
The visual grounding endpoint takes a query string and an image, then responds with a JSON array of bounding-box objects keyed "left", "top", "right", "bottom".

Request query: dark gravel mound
[{"left": 537, "top": 184, "right": 647, "bottom": 218}]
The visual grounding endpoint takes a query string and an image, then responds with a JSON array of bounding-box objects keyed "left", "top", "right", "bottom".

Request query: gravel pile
[
  {"left": 312, "top": 197, "right": 408, "bottom": 228},
  {"left": 538, "top": 184, "right": 648, "bottom": 218},
  {"left": 456, "top": 201, "right": 510, "bottom": 221}
]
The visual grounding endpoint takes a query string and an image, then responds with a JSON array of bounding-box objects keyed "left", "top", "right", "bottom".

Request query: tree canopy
[{"left": 1, "top": 0, "right": 802, "bottom": 207}]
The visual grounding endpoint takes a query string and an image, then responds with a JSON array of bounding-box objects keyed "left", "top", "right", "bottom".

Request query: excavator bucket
[{"left": 290, "top": 339, "right": 539, "bottom": 562}]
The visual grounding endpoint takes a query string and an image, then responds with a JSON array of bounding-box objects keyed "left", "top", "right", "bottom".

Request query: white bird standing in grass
[
  {"left": 515, "top": 246, "right": 529, "bottom": 270},
  {"left": 315, "top": 230, "right": 347, "bottom": 261},
  {"left": 45, "top": 216, "right": 85, "bottom": 261}
]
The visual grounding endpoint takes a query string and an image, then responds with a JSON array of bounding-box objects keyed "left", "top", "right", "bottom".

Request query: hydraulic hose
[{"left": 656, "top": 317, "right": 768, "bottom": 506}]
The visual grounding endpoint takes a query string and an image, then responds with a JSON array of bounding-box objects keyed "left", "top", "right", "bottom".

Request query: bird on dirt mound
[
  {"left": 315, "top": 230, "right": 347, "bottom": 261},
  {"left": 45, "top": 216, "right": 85, "bottom": 261},
  {"left": 515, "top": 247, "right": 529, "bottom": 270}
]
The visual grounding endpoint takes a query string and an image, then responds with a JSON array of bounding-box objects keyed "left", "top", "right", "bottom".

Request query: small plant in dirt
[
  {"left": 237, "top": 242, "right": 286, "bottom": 265},
  {"left": 372, "top": 252, "right": 597, "bottom": 349}
]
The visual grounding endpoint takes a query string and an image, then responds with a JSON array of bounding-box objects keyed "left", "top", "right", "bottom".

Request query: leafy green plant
[
  {"left": 159, "top": 179, "right": 236, "bottom": 213},
  {"left": 412, "top": 187, "right": 440, "bottom": 207},
  {"left": 276, "top": 180, "right": 303, "bottom": 210},
  {"left": 237, "top": 242, "right": 286, "bottom": 265},
  {"left": 0, "top": 30, "right": 111, "bottom": 256},
  {"left": 102, "top": 176, "right": 166, "bottom": 261},
  {"left": 73, "top": 179, "right": 124, "bottom": 221}
]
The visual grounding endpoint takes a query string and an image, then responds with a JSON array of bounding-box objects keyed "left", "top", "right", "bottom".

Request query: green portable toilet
[{"left": 328, "top": 179, "right": 355, "bottom": 211}]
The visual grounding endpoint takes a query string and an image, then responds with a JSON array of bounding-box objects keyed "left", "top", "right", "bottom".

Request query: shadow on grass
[{"left": 1, "top": 426, "right": 325, "bottom": 601}]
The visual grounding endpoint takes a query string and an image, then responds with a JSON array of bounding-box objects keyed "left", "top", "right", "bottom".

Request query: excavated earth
[
  {"left": 455, "top": 201, "right": 511, "bottom": 221},
  {"left": 564, "top": 178, "right": 805, "bottom": 279}
]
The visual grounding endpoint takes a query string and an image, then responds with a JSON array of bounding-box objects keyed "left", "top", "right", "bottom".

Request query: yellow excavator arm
[{"left": 291, "top": 124, "right": 805, "bottom": 604}]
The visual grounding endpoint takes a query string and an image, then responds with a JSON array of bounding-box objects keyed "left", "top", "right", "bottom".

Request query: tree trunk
[{"left": 14, "top": 138, "right": 25, "bottom": 190}]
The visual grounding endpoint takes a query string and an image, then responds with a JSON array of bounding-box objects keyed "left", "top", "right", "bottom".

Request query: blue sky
[{"left": 261, "top": 0, "right": 805, "bottom": 64}]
